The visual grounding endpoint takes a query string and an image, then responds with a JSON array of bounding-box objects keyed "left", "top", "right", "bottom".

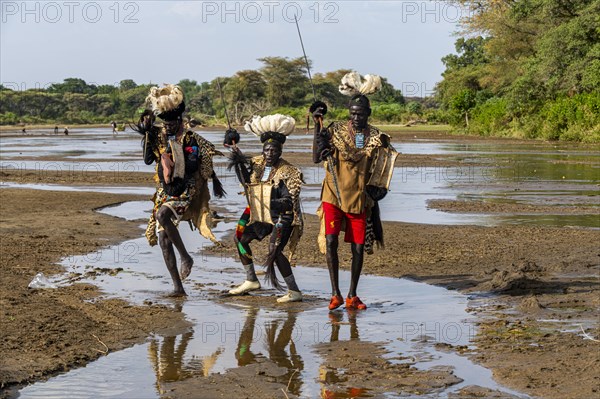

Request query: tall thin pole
[
  {"left": 294, "top": 15, "right": 317, "bottom": 102},
  {"left": 216, "top": 78, "right": 232, "bottom": 130}
]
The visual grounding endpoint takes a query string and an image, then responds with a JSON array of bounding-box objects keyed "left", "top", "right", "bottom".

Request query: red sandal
[
  {"left": 345, "top": 296, "right": 367, "bottom": 310},
  {"left": 328, "top": 295, "right": 344, "bottom": 310}
]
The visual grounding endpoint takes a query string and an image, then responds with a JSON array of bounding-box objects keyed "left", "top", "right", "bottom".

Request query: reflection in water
[
  {"left": 148, "top": 305, "right": 223, "bottom": 393},
  {"left": 320, "top": 311, "right": 370, "bottom": 399},
  {"left": 149, "top": 332, "right": 194, "bottom": 383},
  {"left": 236, "top": 307, "right": 259, "bottom": 366},
  {"left": 329, "top": 310, "right": 360, "bottom": 342},
  {"left": 148, "top": 331, "right": 223, "bottom": 391},
  {"left": 265, "top": 311, "right": 304, "bottom": 395},
  {"left": 234, "top": 306, "right": 304, "bottom": 396}
]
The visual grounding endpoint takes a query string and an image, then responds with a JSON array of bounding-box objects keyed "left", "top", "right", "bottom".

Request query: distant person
[
  {"left": 64, "top": 127, "right": 69, "bottom": 135},
  {"left": 111, "top": 121, "right": 117, "bottom": 134},
  {"left": 54, "top": 126, "right": 59, "bottom": 135},
  {"left": 21, "top": 127, "right": 26, "bottom": 134}
]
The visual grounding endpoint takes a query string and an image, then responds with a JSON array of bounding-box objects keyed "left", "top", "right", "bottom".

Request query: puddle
[{"left": 17, "top": 201, "right": 528, "bottom": 399}]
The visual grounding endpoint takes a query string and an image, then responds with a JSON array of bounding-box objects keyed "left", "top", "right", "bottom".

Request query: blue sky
[{"left": 1, "top": 1, "right": 466, "bottom": 96}]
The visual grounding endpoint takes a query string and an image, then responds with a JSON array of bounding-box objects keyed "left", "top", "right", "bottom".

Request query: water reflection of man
[
  {"left": 149, "top": 331, "right": 194, "bottom": 383},
  {"left": 265, "top": 311, "right": 304, "bottom": 395},
  {"left": 149, "top": 330, "right": 223, "bottom": 391},
  {"left": 320, "top": 311, "right": 365, "bottom": 399},
  {"left": 328, "top": 310, "right": 360, "bottom": 342},
  {"left": 234, "top": 307, "right": 304, "bottom": 396},
  {"left": 236, "top": 307, "right": 259, "bottom": 366}
]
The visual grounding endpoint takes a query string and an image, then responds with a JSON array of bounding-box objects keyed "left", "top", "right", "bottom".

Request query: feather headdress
[
  {"left": 244, "top": 114, "right": 296, "bottom": 144},
  {"left": 146, "top": 84, "right": 185, "bottom": 121},
  {"left": 338, "top": 72, "right": 382, "bottom": 96}
]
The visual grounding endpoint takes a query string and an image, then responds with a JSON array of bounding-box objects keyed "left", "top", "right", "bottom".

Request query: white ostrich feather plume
[
  {"left": 338, "top": 72, "right": 382, "bottom": 96},
  {"left": 244, "top": 114, "right": 296, "bottom": 137},
  {"left": 146, "top": 84, "right": 184, "bottom": 115}
]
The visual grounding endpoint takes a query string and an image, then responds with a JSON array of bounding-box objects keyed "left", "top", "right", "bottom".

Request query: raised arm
[
  {"left": 142, "top": 134, "right": 157, "bottom": 165},
  {"left": 310, "top": 101, "right": 331, "bottom": 164},
  {"left": 130, "top": 109, "right": 159, "bottom": 165}
]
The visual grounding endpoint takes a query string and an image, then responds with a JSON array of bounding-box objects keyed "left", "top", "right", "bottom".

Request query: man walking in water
[
  {"left": 227, "top": 114, "right": 304, "bottom": 303},
  {"left": 312, "top": 72, "right": 397, "bottom": 310},
  {"left": 132, "top": 84, "right": 224, "bottom": 296}
]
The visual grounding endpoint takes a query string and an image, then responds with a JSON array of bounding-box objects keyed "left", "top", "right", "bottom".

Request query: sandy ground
[{"left": 1, "top": 129, "right": 599, "bottom": 398}]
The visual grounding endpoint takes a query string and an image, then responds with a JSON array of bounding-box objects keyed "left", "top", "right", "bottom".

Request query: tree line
[
  {"left": 0, "top": 57, "right": 435, "bottom": 127},
  {"left": 436, "top": 0, "right": 599, "bottom": 142}
]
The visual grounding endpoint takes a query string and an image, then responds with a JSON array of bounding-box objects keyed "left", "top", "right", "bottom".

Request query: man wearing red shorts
[{"left": 312, "top": 72, "right": 394, "bottom": 311}]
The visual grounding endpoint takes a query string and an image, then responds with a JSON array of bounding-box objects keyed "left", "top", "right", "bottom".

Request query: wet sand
[{"left": 1, "top": 130, "right": 599, "bottom": 398}]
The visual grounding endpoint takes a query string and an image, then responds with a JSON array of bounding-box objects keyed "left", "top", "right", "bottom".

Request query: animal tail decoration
[
  {"left": 211, "top": 171, "right": 226, "bottom": 198},
  {"left": 263, "top": 217, "right": 285, "bottom": 291}
]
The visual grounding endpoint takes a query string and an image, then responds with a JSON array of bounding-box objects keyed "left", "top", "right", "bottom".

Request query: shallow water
[
  {"left": 0, "top": 182, "right": 154, "bottom": 196},
  {"left": 2, "top": 129, "right": 598, "bottom": 228},
  {"left": 18, "top": 203, "right": 528, "bottom": 399}
]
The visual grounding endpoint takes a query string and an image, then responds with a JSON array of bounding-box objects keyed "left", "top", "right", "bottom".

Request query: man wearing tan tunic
[{"left": 313, "top": 92, "right": 393, "bottom": 311}]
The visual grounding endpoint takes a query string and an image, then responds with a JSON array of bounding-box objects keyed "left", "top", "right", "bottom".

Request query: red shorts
[{"left": 322, "top": 202, "right": 366, "bottom": 244}]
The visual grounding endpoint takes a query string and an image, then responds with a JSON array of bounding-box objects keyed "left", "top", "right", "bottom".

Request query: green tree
[
  {"left": 48, "top": 78, "right": 96, "bottom": 94},
  {"left": 119, "top": 79, "right": 137, "bottom": 91},
  {"left": 221, "top": 70, "right": 268, "bottom": 123},
  {"left": 177, "top": 79, "right": 202, "bottom": 100},
  {"left": 371, "top": 77, "right": 404, "bottom": 105},
  {"left": 406, "top": 101, "right": 422, "bottom": 117},
  {"left": 258, "top": 56, "right": 309, "bottom": 107},
  {"left": 449, "top": 89, "right": 477, "bottom": 127}
]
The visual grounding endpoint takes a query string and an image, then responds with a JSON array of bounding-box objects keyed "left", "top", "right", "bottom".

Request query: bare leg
[
  {"left": 235, "top": 231, "right": 258, "bottom": 281},
  {"left": 229, "top": 229, "right": 261, "bottom": 295},
  {"left": 156, "top": 206, "right": 193, "bottom": 280},
  {"left": 158, "top": 231, "right": 186, "bottom": 296},
  {"left": 325, "top": 234, "right": 341, "bottom": 297},
  {"left": 348, "top": 243, "right": 364, "bottom": 298},
  {"left": 275, "top": 252, "right": 300, "bottom": 292},
  {"left": 272, "top": 243, "right": 292, "bottom": 278}
]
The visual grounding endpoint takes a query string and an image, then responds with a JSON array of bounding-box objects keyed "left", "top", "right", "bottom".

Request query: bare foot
[
  {"left": 180, "top": 256, "right": 194, "bottom": 281},
  {"left": 167, "top": 289, "right": 187, "bottom": 297}
]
